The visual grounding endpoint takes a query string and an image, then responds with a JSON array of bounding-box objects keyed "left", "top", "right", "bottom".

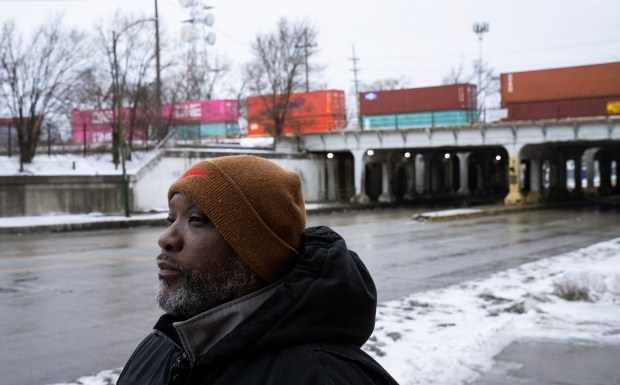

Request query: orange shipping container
[
  {"left": 247, "top": 114, "right": 346, "bottom": 136},
  {"left": 247, "top": 90, "right": 346, "bottom": 122},
  {"left": 501, "top": 62, "right": 620, "bottom": 104}
]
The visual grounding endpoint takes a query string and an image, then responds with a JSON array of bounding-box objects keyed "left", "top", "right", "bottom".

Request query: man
[{"left": 117, "top": 155, "right": 398, "bottom": 385}]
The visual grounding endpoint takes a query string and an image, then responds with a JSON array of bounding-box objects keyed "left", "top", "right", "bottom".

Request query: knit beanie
[{"left": 167, "top": 155, "right": 306, "bottom": 282}]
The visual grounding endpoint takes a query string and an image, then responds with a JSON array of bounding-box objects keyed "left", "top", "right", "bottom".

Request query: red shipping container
[
  {"left": 247, "top": 90, "right": 345, "bottom": 122},
  {"left": 247, "top": 114, "right": 346, "bottom": 136},
  {"left": 359, "top": 84, "right": 476, "bottom": 116},
  {"left": 501, "top": 62, "right": 620, "bottom": 104},
  {"left": 502, "top": 95, "right": 620, "bottom": 121}
]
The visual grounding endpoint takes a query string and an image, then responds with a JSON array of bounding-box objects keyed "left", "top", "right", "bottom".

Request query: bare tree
[
  {"left": 175, "top": 48, "right": 232, "bottom": 101},
  {"left": 0, "top": 17, "right": 87, "bottom": 166},
  {"left": 89, "top": 13, "right": 159, "bottom": 163},
  {"left": 245, "top": 18, "right": 319, "bottom": 137},
  {"left": 442, "top": 59, "right": 498, "bottom": 122}
]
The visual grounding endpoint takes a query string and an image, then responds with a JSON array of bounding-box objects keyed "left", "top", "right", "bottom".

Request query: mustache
[{"left": 157, "top": 253, "right": 184, "bottom": 271}]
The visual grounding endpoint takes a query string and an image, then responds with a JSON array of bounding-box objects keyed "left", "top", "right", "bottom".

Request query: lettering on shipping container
[
  {"left": 175, "top": 103, "right": 202, "bottom": 119},
  {"left": 507, "top": 74, "right": 514, "bottom": 93},
  {"left": 276, "top": 99, "right": 306, "bottom": 110},
  {"left": 92, "top": 110, "right": 114, "bottom": 125}
]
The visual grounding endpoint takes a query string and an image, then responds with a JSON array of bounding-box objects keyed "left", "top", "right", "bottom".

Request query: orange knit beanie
[{"left": 168, "top": 155, "right": 306, "bottom": 282}]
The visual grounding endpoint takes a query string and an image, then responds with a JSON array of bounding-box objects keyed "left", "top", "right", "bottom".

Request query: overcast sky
[{"left": 2, "top": 0, "right": 619, "bottom": 98}]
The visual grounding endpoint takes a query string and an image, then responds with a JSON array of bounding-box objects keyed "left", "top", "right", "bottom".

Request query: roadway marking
[{"left": 0, "top": 255, "right": 153, "bottom": 274}]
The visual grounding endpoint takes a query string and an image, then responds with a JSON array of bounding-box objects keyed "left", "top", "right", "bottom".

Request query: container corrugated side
[
  {"left": 359, "top": 84, "right": 476, "bottom": 115},
  {"left": 502, "top": 95, "right": 620, "bottom": 121},
  {"left": 175, "top": 122, "right": 240, "bottom": 139},
  {"left": 501, "top": 62, "right": 620, "bottom": 104},
  {"left": 247, "top": 90, "right": 346, "bottom": 122},
  {"left": 72, "top": 108, "right": 149, "bottom": 144},
  {"left": 162, "top": 99, "right": 238, "bottom": 125},
  {"left": 247, "top": 114, "right": 346, "bottom": 136},
  {"left": 361, "top": 110, "right": 476, "bottom": 130}
]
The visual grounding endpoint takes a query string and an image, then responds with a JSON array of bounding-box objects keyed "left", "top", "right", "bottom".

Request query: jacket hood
[{"left": 200, "top": 226, "right": 377, "bottom": 365}]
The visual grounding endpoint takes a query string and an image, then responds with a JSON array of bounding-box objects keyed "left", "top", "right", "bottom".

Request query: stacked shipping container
[
  {"left": 359, "top": 84, "right": 477, "bottom": 129},
  {"left": 162, "top": 99, "right": 239, "bottom": 139},
  {"left": 72, "top": 108, "right": 146, "bottom": 143},
  {"left": 72, "top": 99, "right": 239, "bottom": 144},
  {"left": 500, "top": 61, "right": 620, "bottom": 121},
  {"left": 246, "top": 90, "right": 346, "bottom": 136}
]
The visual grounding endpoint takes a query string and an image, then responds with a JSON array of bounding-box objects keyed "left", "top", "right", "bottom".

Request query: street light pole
[
  {"left": 113, "top": 30, "right": 130, "bottom": 218},
  {"left": 112, "top": 18, "right": 157, "bottom": 217},
  {"left": 154, "top": 0, "right": 162, "bottom": 141},
  {"left": 473, "top": 22, "right": 489, "bottom": 122}
]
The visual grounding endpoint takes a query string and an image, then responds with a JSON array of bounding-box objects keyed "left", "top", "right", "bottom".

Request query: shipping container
[
  {"left": 247, "top": 114, "right": 346, "bottom": 136},
  {"left": 72, "top": 108, "right": 148, "bottom": 144},
  {"left": 175, "top": 122, "right": 240, "bottom": 139},
  {"left": 361, "top": 110, "right": 476, "bottom": 130},
  {"left": 359, "top": 84, "right": 476, "bottom": 116},
  {"left": 502, "top": 95, "right": 620, "bottom": 121},
  {"left": 162, "top": 99, "right": 238, "bottom": 125},
  {"left": 247, "top": 90, "right": 346, "bottom": 122},
  {"left": 500, "top": 62, "right": 620, "bottom": 104}
]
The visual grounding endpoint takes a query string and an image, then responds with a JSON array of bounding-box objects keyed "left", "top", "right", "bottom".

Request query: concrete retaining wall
[
  {"left": 0, "top": 175, "right": 126, "bottom": 217},
  {"left": 0, "top": 149, "right": 327, "bottom": 216},
  {"left": 133, "top": 150, "right": 326, "bottom": 212}
]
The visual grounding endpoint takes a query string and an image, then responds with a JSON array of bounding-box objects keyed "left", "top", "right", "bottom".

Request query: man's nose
[{"left": 158, "top": 223, "right": 182, "bottom": 252}]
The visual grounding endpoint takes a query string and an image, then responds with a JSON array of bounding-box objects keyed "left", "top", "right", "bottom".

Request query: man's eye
[
  {"left": 166, "top": 216, "right": 175, "bottom": 225},
  {"left": 189, "top": 216, "right": 208, "bottom": 224}
]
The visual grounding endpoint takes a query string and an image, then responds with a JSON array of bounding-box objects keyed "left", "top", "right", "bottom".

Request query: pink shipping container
[
  {"left": 359, "top": 84, "right": 477, "bottom": 116},
  {"left": 162, "top": 99, "right": 238, "bottom": 125},
  {"left": 503, "top": 95, "right": 620, "bottom": 121},
  {"left": 500, "top": 62, "right": 620, "bottom": 104},
  {"left": 72, "top": 108, "right": 148, "bottom": 144}
]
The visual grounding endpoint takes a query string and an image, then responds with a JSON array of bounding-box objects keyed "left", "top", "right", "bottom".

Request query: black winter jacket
[{"left": 117, "top": 226, "right": 398, "bottom": 385}]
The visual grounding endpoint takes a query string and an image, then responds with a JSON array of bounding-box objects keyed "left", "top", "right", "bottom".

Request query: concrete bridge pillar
[
  {"left": 525, "top": 158, "right": 542, "bottom": 203},
  {"left": 350, "top": 149, "right": 370, "bottom": 204},
  {"left": 415, "top": 154, "right": 426, "bottom": 195},
  {"left": 547, "top": 152, "right": 570, "bottom": 200},
  {"left": 457, "top": 152, "right": 471, "bottom": 196},
  {"left": 378, "top": 159, "right": 396, "bottom": 203},
  {"left": 584, "top": 148, "right": 599, "bottom": 196},
  {"left": 572, "top": 154, "right": 583, "bottom": 197},
  {"left": 615, "top": 155, "right": 620, "bottom": 194},
  {"left": 403, "top": 155, "right": 416, "bottom": 200},
  {"left": 504, "top": 146, "right": 524, "bottom": 205},
  {"left": 599, "top": 152, "right": 613, "bottom": 195},
  {"left": 325, "top": 157, "right": 338, "bottom": 201}
]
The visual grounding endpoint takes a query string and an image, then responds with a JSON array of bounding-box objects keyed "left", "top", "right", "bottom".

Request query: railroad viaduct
[{"left": 299, "top": 116, "right": 620, "bottom": 205}]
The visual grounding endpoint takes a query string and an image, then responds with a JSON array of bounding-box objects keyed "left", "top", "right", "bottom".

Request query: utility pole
[
  {"left": 296, "top": 30, "right": 317, "bottom": 92},
  {"left": 154, "top": 0, "right": 163, "bottom": 141},
  {"left": 349, "top": 44, "right": 361, "bottom": 130},
  {"left": 473, "top": 22, "right": 489, "bottom": 122}
]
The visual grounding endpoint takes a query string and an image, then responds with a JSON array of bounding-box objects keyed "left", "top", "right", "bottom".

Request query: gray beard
[{"left": 156, "top": 257, "right": 261, "bottom": 318}]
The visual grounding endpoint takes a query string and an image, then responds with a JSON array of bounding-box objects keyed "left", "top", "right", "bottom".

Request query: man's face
[{"left": 156, "top": 193, "right": 263, "bottom": 318}]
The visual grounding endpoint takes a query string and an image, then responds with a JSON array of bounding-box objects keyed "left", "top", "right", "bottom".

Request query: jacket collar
[{"left": 154, "top": 281, "right": 280, "bottom": 363}]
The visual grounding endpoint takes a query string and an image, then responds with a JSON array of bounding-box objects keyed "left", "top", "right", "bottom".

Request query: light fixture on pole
[{"left": 473, "top": 22, "right": 489, "bottom": 122}]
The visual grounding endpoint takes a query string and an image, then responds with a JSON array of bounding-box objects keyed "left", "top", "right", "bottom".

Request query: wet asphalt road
[{"left": 0, "top": 202, "right": 618, "bottom": 385}]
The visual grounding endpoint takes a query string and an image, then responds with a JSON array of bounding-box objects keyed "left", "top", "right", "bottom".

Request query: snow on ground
[
  {"left": 46, "top": 237, "right": 620, "bottom": 385},
  {"left": 0, "top": 152, "right": 158, "bottom": 176}
]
